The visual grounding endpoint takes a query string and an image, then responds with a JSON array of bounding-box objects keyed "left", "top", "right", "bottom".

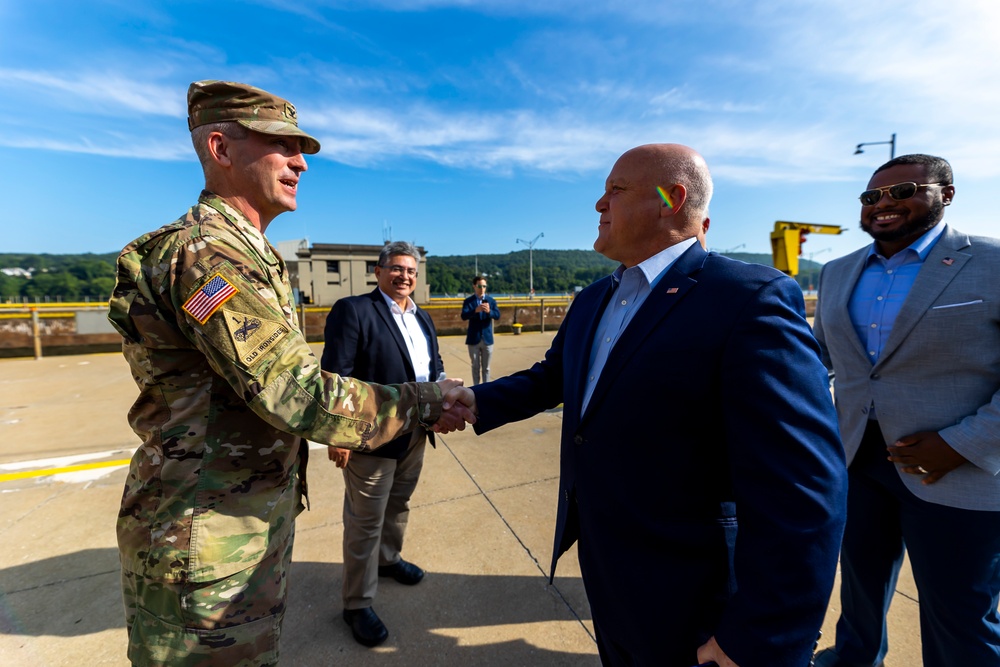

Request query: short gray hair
[
  {"left": 379, "top": 241, "right": 422, "bottom": 267},
  {"left": 191, "top": 121, "right": 248, "bottom": 166}
]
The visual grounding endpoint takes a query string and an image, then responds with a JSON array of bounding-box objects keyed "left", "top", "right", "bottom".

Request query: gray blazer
[{"left": 814, "top": 225, "right": 1000, "bottom": 511}]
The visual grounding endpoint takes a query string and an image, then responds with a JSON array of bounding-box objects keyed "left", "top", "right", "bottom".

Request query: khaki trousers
[{"left": 341, "top": 432, "right": 426, "bottom": 609}]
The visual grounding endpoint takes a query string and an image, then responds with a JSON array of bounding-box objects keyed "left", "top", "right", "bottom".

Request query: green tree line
[
  {"left": 425, "top": 250, "right": 824, "bottom": 294},
  {"left": 425, "top": 249, "right": 619, "bottom": 295},
  {"left": 0, "top": 253, "right": 119, "bottom": 301},
  {"left": 0, "top": 249, "right": 823, "bottom": 301}
]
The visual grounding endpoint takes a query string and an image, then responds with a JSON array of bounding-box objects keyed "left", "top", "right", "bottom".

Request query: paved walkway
[{"left": 0, "top": 332, "right": 922, "bottom": 665}]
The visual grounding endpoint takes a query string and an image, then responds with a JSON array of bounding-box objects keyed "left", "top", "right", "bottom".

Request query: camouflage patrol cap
[{"left": 187, "top": 80, "right": 321, "bottom": 154}]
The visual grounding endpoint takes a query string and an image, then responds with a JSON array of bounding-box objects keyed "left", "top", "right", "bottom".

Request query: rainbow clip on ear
[{"left": 656, "top": 186, "right": 674, "bottom": 209}]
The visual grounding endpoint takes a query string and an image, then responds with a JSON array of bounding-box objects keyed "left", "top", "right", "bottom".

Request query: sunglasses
[{"left": 859, "top": 182, "right": 944, "bottom": 207}]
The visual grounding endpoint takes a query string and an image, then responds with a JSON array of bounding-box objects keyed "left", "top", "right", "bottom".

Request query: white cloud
[
  {"left": 752, "top": 1, "right": 1000, "bottom": 129},
  {"left": 649, "top": 87, "right": 764, "bottom": 114},
  {"left": 5, "top": 0, "right": 998, "bottom": 184},
  {"left": 0, "top": 68, "right": 185, "bottom": 117},
  {"left": 0, "top": 135, "right": 190, "bottom": 161}
]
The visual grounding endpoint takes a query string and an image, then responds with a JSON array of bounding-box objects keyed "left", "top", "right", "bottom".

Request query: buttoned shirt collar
[
  {"left": 610, "top": 237, "right": 698, "bottom": 289},
  {"left": 866, "top": 220, "right": 946, "bottom": 264}
]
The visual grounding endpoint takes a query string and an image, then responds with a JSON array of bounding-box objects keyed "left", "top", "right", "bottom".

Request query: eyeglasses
[
  {"left": 859, "top": 182, "right": 945, "bottom": 207},
  {"left": 382, "top": 265, "right": 418, "bottom": 277},
  {"left": 475, "top": 284, "right": 487, "bottom": 289}
]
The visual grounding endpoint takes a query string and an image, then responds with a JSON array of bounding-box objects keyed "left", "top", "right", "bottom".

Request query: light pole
[
  {"left": 805, "top": 248, "right": 831, "bottom": 292},
  {"left": 854, "top": 133, "right": 896, "bottom": 159},
  {"left": 516, "top": 232, "right": 544, "bottom": 298},
  {"left": 807, "top": 248, "right": 831, "bottom": 263}
]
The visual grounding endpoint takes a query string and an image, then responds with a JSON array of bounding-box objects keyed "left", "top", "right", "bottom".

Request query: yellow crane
[{"left": 770, "top": 221, "right": 845, "bottom": 276}]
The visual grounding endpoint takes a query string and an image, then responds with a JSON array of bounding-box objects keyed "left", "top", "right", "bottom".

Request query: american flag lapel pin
[
  {"left": 666, "top": 287, "right": 679, "bottom": 294},
  {"left": 942, "top": 257, "right": 955, "bottom": 266}
]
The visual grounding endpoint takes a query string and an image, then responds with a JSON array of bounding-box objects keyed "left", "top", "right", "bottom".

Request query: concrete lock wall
[
  {"left": 0, "top": 295, "right": 816, "bottom": 358},
  {"left": 299, "top": 297, "right": 573, "bottom": 341},
  {"left": 0, "top": 297, "right": 576, "bottom": 358}
]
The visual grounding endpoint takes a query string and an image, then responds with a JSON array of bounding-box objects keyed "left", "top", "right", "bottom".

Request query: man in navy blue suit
[
  {"left": 322, "top": 241, "right": 445, "bottom": 648},
  {"left": 441, "top": 144, "right": 847, "bottom": 666},
  {"left": 461, "top": 275, "right": 501, "bottom": 384}
]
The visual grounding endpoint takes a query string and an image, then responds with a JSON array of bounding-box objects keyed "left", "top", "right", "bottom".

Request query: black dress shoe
[
  {"left": 378, "top": 559, "right": 425, "bottom": 585},
  {"left": 342, "top": 607, "right": 388, "bottom": 647},
  {"left": 813, "top": 648, "right": 884, "bottom": 667}
]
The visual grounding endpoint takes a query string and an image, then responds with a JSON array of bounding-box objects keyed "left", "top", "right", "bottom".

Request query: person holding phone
[{"left": 461, "top": 276, "right": 500, "bottom": 384}]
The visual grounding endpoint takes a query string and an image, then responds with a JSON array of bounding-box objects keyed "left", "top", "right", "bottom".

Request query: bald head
[
  {"left": 594, "top": 143, "right": 713, "bottom": 266},
  {"left": 624, "top": 144, "right": 713, "bottom": 220}
]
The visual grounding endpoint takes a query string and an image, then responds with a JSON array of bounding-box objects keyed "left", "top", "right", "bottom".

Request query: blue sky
[{"left": 2, "top": 0, "right": 998, "bottom": 263}]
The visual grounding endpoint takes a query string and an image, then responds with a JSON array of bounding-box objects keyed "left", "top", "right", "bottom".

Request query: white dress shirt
[{"left": 379, "top": 290, "right": 432, "bottom": 382}]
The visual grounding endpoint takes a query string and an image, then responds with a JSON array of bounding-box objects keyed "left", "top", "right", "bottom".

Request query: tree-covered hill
[
  {"left": 0, "top": 252, "right": 119, "bottom": 300},
  {"left": 425, "top": 249, "right": 619, "bottom": 295},
  {"left": 425, "top": 249, "right": 824, "bottom": 295},
  {"left": 0, "top": 249, "right": 824, "bottom": 301}
]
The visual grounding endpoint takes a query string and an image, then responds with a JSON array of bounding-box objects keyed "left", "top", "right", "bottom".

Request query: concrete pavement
[{"left": 0, "top": 332, "right": 923, "bottom": 665}]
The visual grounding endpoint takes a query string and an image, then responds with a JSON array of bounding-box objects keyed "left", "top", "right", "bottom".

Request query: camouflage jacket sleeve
[{"left": 152, "top": 226, "right": 441, "bottom": 450}]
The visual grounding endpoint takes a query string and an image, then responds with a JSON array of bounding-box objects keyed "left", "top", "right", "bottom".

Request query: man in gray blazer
[{"left": 813, "top": 154, "right": 1000, "bottom": 667}]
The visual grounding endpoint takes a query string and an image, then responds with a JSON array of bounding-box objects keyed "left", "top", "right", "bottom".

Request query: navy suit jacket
[
  {"left": 461, "top": 294, "right": 500, "bottom": 345},
  {"left": 472, "top": 243, "right": 847, "bottom": 666},
  {"left": 321, "top": 289, "right": 443, "bottom": 459}
]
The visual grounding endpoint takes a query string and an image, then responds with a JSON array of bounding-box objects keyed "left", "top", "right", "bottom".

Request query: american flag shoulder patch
[{"left": 183, "top": 274, "right": 239, "bottom": 324}]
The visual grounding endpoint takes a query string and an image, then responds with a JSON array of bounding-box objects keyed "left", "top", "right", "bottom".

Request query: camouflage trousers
[{"left": 121, "top": 536, "right": 293, "bottom": 667}]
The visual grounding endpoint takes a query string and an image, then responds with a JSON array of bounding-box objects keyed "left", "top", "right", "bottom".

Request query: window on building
[
  {"left": 366, "top": 261, "right": 378, "bottom": 274},
  {"left": 325, "top": 260, "right": 340, "bottom": 273}
]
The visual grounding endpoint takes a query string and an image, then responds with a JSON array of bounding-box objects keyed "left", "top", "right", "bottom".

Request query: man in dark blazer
[
  {"left": 461, "top": 275, "right": 501, "bottom": 384},
  {"left": 812, "top": 154, "right": 1000, "bottom": 667},
  {"left": 440, "top": 144, "right": 847, "bottom": 666},
  {"left": 321, "top": 241, "right": 445, "bottom": 648}
]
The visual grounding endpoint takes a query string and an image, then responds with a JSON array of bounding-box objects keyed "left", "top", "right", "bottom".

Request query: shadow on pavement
[{"left": 0, "top": 549, "right": 595, "bottom": 666}]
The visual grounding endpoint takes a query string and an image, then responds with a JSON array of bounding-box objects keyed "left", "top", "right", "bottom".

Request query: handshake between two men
[{"left": 431, "top": 381, "right": 479, "bottom": 434}]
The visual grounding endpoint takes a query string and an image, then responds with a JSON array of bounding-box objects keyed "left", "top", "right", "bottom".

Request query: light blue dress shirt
[
  {"left": 848, "top": 221, "right": 945, "bottom": 421},
  {"left": 848, "top": 221, "right": 946, "bottom": 365},
  {"left": 581, "top": 237, "right": 697, "bottom": 414}
]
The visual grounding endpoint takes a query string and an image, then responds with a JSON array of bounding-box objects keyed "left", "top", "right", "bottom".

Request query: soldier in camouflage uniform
[{"left": 107, "top": 80, "right": 470, "bottom": 667}]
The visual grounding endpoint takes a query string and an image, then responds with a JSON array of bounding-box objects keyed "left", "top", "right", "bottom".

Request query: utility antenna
[{"left": 382, "top": 220, "right": 392, "bottom": 244}]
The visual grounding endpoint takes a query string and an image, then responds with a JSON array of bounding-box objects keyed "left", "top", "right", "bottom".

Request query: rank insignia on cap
[
  {"left": 942, "top": 257, "right": 955, "bottom": 266},
  {"left": 183, "top": 274, "right": 238, "bottom": 324}
]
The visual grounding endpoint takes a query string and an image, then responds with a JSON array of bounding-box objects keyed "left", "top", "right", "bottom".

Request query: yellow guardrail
[
  {"left": 0, "top": 302, "right": 107, "bottom": 309},
  {"left": 0, "top": 303, "right": 107, "bottom": 319}
]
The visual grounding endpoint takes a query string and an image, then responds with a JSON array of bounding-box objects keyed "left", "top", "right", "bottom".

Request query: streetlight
[
  {"left": 807, "top": 248, "right": 831, "bottom": 263},
  {"left": 805, "top": 248, "right": 831, "bottom": 293},
  {"left": 516, "top": 232, "right": 544, "bottom": 298},
  {"left": 854, "top": 133, "right": 896, "bottom": 159}
]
